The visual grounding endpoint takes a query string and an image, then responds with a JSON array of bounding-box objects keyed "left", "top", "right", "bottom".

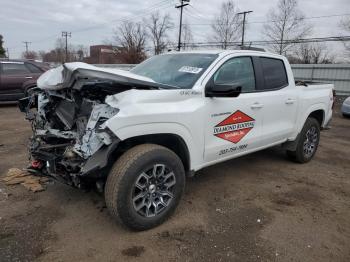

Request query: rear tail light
[{"left": 332, "top": 89, "right": 336, "bottom": 109}]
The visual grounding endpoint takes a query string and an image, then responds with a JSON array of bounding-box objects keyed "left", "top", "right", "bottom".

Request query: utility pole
[
  {"left": 175, "top": 0, "right": 190, "bottom": 51},
  {"left": 61, "top": 31, "right": 71, "bottom": 62},
  {"left": 6, "top": 48, "right": 9, "bottom": 59},
  {"left": 237, "top": 11, "right": 253, "bottom": 47},
  {"left": 23, "top": 41, "right": 31, "bottom": 53}
]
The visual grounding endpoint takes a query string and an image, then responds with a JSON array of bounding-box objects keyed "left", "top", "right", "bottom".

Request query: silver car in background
[{"left": 342, "top": 97, "right": 350, "bottom": 117}]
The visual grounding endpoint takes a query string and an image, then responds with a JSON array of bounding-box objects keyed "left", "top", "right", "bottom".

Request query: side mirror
[{"left": 205, "top": 80, "right": 242, "bottom": 97}]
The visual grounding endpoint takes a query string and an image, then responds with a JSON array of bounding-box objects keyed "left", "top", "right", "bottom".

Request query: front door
[{"left": 203, "top": 56, "right": 264, "bottom": 163}]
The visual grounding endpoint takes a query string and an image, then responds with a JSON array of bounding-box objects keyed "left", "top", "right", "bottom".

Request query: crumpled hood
[
  {"left": 37, "top": 62, "right": 156, "bottom": 90},
  {"left": 105, "top": 89, "right": 202, "bottom": 109}
]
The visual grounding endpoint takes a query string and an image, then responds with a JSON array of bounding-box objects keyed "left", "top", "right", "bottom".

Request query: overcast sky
[{"left": 1, "top": 0, "right": 349, "bottom": 59}]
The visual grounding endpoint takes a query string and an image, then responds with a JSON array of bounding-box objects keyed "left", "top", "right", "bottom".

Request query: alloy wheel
[
  {"left": 132, "top": 164, "right": 176, "bottom": 217},
  {"left": 303, "top": 126, "right": 318, "bottom": 158}
]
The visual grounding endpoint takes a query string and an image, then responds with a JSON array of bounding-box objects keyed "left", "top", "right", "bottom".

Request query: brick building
[{"left": 84, "top": 45, "right": 121, "bottom": 64}]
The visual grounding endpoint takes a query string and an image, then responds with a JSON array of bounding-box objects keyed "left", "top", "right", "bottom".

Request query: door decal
[{"left": 213, "top": 110, "right": 255, "bottom": 143}]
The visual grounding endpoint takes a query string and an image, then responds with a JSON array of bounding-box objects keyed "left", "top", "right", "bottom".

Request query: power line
[
  {"left": 183, "top": 9, "right": 203, "bottom": 21},
  {"left": 176, "top": 0, "right": 190, "bottom": 51},
  {"left": 7, "top": 0, "right": 174, "bottom": 51},
  {"left": 180, "top": 36, "right": 350, "bottom": 48},
  {"left": 188, "top": 4, "right": 206, "bottom": 17},
  {"left": 7, "top": 6, "right": 350, "bottom": 56},
  {"left": 237, "top": 11, "right": 253, "bottom": 46},
  {"left": 23, "top": 41, "right": 31, "bottom": 53},
  {"left": 185, "top": 6, "right": 206, "bottom": 20},
  {"left": 186, "top": 13, "right": 350, "bottom": 26},
  {"left": 62, "top": 32, "right": 71, "bottom": 63},
  {"left": 72, "top": 0, "right": 173, "bottom": 34}
]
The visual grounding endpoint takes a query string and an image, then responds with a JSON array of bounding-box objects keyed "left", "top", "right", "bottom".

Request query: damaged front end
[
  {"left": 19, "top": 85, "right": 120, "bottom": 188},
  {"left": 18, "top": 62, "right": 164, "bottom": 188}
]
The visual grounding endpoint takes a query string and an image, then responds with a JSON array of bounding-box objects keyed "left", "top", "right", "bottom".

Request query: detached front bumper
[{"left": 29, "top": 138, "right": 120, "bottom": 187}]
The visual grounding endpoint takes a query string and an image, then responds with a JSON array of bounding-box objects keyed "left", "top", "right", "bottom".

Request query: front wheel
[
  {"left": 287, "top": 117, "right": 320, "bottom": 163},
  {"left": 105, "top": 144, "right": 185, "bottom": 230}
]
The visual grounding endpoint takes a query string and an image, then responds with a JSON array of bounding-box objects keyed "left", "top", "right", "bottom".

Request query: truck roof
[{"left": 167, "top": 49, "right": 285, "bottom": 59}]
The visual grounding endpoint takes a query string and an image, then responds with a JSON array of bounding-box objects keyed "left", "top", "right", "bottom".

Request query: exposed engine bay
[
  {"left": 18, "top": 62, "right": 173, "bottom": 187},
  {"left": 20, "top": 82, "right": 123, "bottom": 186}
]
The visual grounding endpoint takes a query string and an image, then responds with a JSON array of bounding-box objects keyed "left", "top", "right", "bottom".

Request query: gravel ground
[{"left": 0, "top": 98, "right": 349, "bottom": 262}]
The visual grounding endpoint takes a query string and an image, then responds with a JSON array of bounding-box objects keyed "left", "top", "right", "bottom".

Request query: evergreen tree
[{"left": 0, "top": 35, "right": 6, "bottom": 58}]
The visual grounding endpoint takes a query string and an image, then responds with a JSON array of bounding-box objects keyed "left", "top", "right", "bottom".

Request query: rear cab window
[{"left": 259, "top": 57, "right": 288, "bottom": 90}]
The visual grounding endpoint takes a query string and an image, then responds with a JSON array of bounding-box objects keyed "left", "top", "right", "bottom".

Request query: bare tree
[
  {"left": 38, "top": 50, "right": 46, "bottom": 61},
  {"left": 182, "top": 23, "right": 193, "bottom": 50},
  {"left": 75, "top": 45, "right": 88, "bottom": 61},
  {"left": 264, "top": 0, "right": 311, "bottom": 55},
  {"left": 340, "top": 17, "right": 350, "bottom": 55},
  {"left": 22, "top": 51, "right": 38, "bottom": 60},
  {"left": 55, "top": 38, "right": 66, "bottom": 63},
  {"left": 114, "top": 21, "right": 147, "bottom": 63},
  {"left": 292, "top": 43, "right": 334, "bottom": 64},
  {"left": 211, "top": 0, "right": 241, "bottom": 49},
  {"left": 39, "top": 39, "right": 79, "bottom": 63},
  {"left": 144, "top": 12, "right": 173, "bottom": 55}
]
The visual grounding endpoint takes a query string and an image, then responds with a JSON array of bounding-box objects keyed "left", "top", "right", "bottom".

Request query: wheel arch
[
  {"left": 284, "top": 107, "right": 325, "bottom": 152},
  {"left": 298, "top": 103, "right": 326, "bottom": 132},
  {"left": 308, "top": 109, "right": 324, "bottom": 127},
  {"left": 113, "top": 133, "right": 191, "bottom": 173},
  {"left": 106, "top": 122, "right": 202, "bottom": 172}
]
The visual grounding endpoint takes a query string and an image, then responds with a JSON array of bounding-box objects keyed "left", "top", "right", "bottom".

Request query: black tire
[
  {"left": 287, "top": 117, "right": 320, "bottom": 163},
  {"left": 105, "top": 144, "right": 185, "bottom": 231},
  {"left": 286, "top": 150, "right": 296, "bottom": 160}
]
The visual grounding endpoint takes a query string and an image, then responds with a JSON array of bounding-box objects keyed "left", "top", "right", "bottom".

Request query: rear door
[
  {"left": 0, "top": 62, "right": 34, "bottom": 95},
  {"left": 256, "top": 57, "right": 298, "bottom": 145}
]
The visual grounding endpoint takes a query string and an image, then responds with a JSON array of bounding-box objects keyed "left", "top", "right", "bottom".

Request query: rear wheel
[
  {"left": 287, "top": 117, "right": 320, "bottom": 163},
  {"left": 105, "top": 144, "right": 185, "bottom": 230}
]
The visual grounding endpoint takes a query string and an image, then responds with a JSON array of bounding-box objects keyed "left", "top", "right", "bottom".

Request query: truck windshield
[{"left": 130, "top": 53, "right": 218, "bottom": 89}]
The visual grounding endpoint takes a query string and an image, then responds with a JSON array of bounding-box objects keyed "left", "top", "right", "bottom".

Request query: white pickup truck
[{"left": 19, "top": 50, "right": 334, "bottom": 230}]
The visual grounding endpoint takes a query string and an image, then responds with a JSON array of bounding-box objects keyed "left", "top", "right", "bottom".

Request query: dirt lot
[{"left": 0, "top": 99, "right": 349, "bottom": 262}]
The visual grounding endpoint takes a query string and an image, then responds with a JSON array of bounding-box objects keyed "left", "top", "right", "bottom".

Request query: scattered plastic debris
[
  {"left": 257, "top": 218, "right": 261, "bottom": 223},
  {"left": 215, "top": 208, "right": 225, "bottom": 214},
  {"left": 2, "top": 168, "right": 48, "bottom": 192},
  {"left": 0, "top": 188, "right": 10, "bottom": 200}
]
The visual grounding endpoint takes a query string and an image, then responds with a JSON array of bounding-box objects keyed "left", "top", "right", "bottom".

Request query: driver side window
[{"left": 213, "top": 57, "right": 256, "bottom": 92}]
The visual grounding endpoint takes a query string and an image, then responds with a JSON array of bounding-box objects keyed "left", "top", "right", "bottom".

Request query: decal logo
[{"left": 213, "top": 110, "right": 255, "bottom": 143}]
